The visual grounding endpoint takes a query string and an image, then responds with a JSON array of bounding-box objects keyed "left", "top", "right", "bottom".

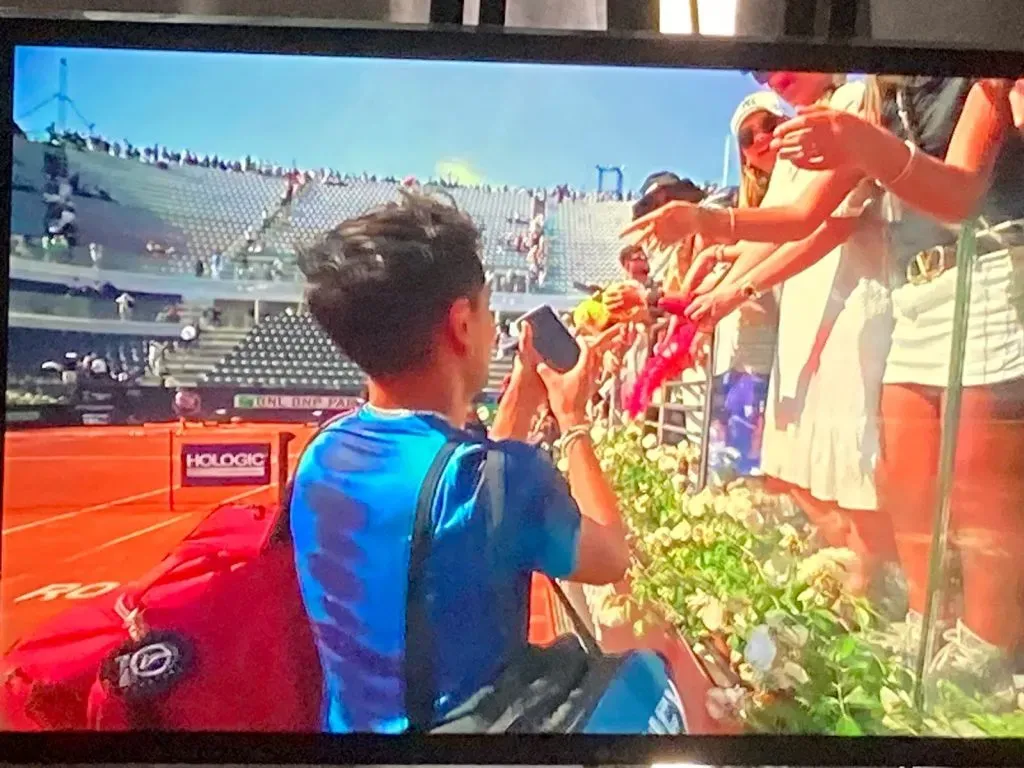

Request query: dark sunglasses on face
[{"left": 737, "top": 115, "right": 782, "bottom": 150}]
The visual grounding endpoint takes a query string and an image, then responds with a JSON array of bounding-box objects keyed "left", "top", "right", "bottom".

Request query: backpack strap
[
  {"left": 404, "top": 439, "right": 460, "bottom": 731},
  {"left": 404, "top": 445, "right": 603, "bottom": 731},
  {"left": 482, "top": 449, "right": 602, "bottom": 658}
]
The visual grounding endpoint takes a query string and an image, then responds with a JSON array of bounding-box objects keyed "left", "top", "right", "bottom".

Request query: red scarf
[{"left": 624, "top": 293, "right": 698, "bottom": 418}]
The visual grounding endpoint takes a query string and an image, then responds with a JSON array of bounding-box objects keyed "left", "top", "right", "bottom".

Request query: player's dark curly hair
[{"left": 299, "top": 190, "right": 485, "bottom": 378}]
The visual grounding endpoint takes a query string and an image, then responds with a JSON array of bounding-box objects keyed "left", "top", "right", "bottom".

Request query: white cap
[{"left": 730, "top": 91, "right": 787, "bottom": 137}]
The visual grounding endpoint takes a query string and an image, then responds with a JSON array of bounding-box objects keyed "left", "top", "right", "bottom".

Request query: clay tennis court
[
  {"left": 1, "top": 420, "right": 723, "bottom": 732},
  {"left": 1, "top": 421, "right": 315, "bottom": 650}
]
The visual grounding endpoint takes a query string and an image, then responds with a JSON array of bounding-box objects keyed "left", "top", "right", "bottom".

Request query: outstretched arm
[
  {"left": 774, "top": 80, "right": 1014, "bottom": 223},
  {"left": 684, "top": 215, "right": 858, "bottom": 327},
  {"left": 714, "top": 240, "right": 780, "bottom": 289},
  {"left": 622, "top": 167, "right": 864, "bottom": 247}
]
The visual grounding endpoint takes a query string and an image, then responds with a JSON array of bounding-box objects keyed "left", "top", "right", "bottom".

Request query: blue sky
[{"left": 13, "top": 45, "right": 768, "bottom": 192}]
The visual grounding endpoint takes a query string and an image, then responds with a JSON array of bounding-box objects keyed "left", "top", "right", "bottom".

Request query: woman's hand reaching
[
  {"left": 771, "top": 106, "right": 865, "bottom": 171},
  {"left": 680, "top": 244, "right": 738, "bottom": 295},
  {"left": 620, "top": 200, "right": 701, "bottom": 251},
  {"left": 684, "top": 284, "right": 747, "bottom": 329}
]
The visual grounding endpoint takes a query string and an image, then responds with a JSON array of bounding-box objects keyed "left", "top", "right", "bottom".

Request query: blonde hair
[
  {"left": 863, "top": 75, "right": 910, "bottom": 126},
  {"left": 739, "top": 163, "right": 771, "bottom": 208},
  {"left": 736, "top": 74, "right": 846, "bottom": 210}
]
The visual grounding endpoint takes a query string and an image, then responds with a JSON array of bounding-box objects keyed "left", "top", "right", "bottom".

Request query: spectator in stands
[
  {"left": 155, "top": 303, "right": 181, "bottom": 323},
  {"left": 89, "top": 242, "right": 103, "bottom": 269},
  {"left": 179, "top": 322, "right": 199, "bottom": 346},
  {"left": 495, "top": 321, "right": 515, "bottom": 359},
  {"left": 292, "top": 191, "right": 627, "bottom": 733},
  {"left": 194, "top": 257, "right": 206, "bottom": 278},
  {"left": 618, "top": 243, "right": 651, "bottom": 287},
  {"left": 115, "top": 291, "right": 134, "bottom": 320},
  {"left": 147, "top": 340, "right": 165, "bottom": 376},
  {"left": 210, "top": 252, "right": 224, "bottom": 279}
]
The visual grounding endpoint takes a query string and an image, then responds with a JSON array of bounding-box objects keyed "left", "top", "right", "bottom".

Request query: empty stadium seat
[
  {"left": 11, "top": 137, "right": 628, "bottom": 294},
  {"left": 201, "top": 311, "right": 367, "bottom": 392}
]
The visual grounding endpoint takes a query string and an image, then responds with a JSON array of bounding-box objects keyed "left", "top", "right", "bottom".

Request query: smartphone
[{"left": 520, "top": 305, "right": 580, "bottom": 373}]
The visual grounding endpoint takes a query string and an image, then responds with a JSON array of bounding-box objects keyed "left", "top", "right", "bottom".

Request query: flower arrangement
[{"left": 579, "top": 424, "right": 1024, "bottom": 737}]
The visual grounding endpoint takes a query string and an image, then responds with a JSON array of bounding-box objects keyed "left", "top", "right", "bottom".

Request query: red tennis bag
[{"left": 0, "top": 501, "right": 322, "bottom": 731}]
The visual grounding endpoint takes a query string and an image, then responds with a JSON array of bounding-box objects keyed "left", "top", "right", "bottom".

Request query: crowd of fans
[
  {"left": 26, "top": 121, "right": 635, "bottom": 205},
  {"left": 14, "top": 121, "right": 645, "bottom": 295}
]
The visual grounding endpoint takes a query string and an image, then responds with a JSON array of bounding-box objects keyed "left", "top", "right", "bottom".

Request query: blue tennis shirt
[{"left": 289, "top": 405, "right": 583, "bottom": 733}]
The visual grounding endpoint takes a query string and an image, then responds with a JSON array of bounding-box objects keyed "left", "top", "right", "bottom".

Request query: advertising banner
[
  {"left": 233, "top": 393, "right": 362, "bottom": 411},
  {"left": 180, "top": 442, "right": 272, "bottom": 487}
]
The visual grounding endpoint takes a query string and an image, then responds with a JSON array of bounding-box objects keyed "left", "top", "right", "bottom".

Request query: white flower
[
  {"left": 671, "top": 474, "right": 688, "bottom": 494},
  {"left": 796, "top": 547, "right": 858, "bottom": 584},
  {"left": 658, "top": 455, "right": 677, "bottom": 473},
  {"left": 763, "top": 551, "right": 794, "bottom": 587},
  {"left": 670, "top": 519, "right": 692, "bottom": 542},
  {"left": 781, "top": 660, "right": 810, "bottom": 686},
  {"left": 556, "top": 457, "right": 569, "bottom": 472},
  {"left": 699, "top": 598, "right": 725, "bottom": 632},
  {"left": 687, "top": 493, "right": 711, "bottom": 518},
  {"left": 777, "top": 624, "right": 809, "bottom": 649},
  {"left": 744, "top": 625, "right": 777, "bottom": 672},
  {"left": 599, "top": 457, "right": 614, "bottom": 472},
  {"left": 706, "top": 686, "right": 746, "bottom": 721},
  {"left": 590, "top": 425, "right": 607, "bottom": 444},
  {"left": 737, "top": 662, "right": 758, "bottom": 684},
  {"left": 641, "top": 433, "right": 658, "bottom": 450}
]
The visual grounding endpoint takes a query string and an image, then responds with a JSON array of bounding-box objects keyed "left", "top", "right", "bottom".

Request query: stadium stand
[
  {"left": 550, "top": 198, "right": 633, "bottom": 286},
  {"left": 202, "top": 311, "right": 365, "bottom": 392},
  {"left": 9, "top": 279, "right": 181, "bottom": 323},
  {"left": 7, "top": 327, "right": 152, "bottom": 380},
  {"left": 11, "top": 137, "right": 629, "bottom": 290},
  {"left": 201, "top": 310, "right": 516, "bottom": 393}
]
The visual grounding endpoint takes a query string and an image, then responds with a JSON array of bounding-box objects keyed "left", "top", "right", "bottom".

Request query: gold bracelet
[{"left": 886, "top": 141, "right": 918, "bottom": 187}]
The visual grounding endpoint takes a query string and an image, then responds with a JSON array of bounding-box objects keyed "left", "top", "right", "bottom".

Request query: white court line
[
  {"left": 63, "top": 513, "right": 193, "bottom": 563},
  {"left": 2, "top": 485, "right": 276, "bottom": 587},
  {"left": 62, "top": 484, "right": 275, "bottom": 564},
  {"left": 2, "top": 486, "right": 179, "bottom": 536}
]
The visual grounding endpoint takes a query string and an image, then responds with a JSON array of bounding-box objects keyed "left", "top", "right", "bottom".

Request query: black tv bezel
[{"left": 2, "top": 13, "right": 1024, "bottom": 767}]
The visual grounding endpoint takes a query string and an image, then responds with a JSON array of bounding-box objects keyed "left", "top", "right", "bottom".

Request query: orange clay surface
[
  {"left": 2, "top": 420, "right": 723, "bottom": 732},
  {"left": 1, "top": 421, "right": 316, "bottom": 650}
]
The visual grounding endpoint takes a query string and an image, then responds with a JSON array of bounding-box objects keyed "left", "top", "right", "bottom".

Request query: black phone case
[{"left": 522, "top": 306, "right": 579, "bottom": 373}]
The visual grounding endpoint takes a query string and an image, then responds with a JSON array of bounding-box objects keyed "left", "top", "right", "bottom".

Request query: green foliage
[{"left": 587, "top": 425, "right": 1024, "bottom": 737}]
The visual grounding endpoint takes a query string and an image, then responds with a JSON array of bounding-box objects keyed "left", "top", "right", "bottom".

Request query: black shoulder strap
[
  {"left": 403, "top": 443, "right": 603, "bottom": 732},
  {"left": 404, "top": 439, "right": 460, "bottom": 731},
  {"left": 482, "top": 449, "right": 602, "bottom": 657}
]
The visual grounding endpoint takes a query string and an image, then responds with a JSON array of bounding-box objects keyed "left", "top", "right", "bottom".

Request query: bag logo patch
[{"left": 102, "top": 631, "right": 192, "bottom": 698}]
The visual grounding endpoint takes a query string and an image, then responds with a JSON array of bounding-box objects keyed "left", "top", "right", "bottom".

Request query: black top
[{"left": 883, "top": 77, "right": 1024, "bottom": 278}]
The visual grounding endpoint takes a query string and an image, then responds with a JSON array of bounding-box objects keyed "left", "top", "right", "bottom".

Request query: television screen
[{"left": 2, "top": 19, "right": 1024, "bottom": 765}]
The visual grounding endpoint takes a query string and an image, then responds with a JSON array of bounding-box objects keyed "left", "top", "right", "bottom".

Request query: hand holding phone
[{"left": 520, "top": 305, "right": 580, "bottom": 374}]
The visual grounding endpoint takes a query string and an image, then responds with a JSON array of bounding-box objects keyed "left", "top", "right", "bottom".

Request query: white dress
[{"left": 758, "top": 82, "right": 894, "bottom": 512}]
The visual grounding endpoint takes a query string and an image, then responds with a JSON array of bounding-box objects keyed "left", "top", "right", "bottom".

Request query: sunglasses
[{"left": 737, "top": 115, "right": 783, "bottom": 149}]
